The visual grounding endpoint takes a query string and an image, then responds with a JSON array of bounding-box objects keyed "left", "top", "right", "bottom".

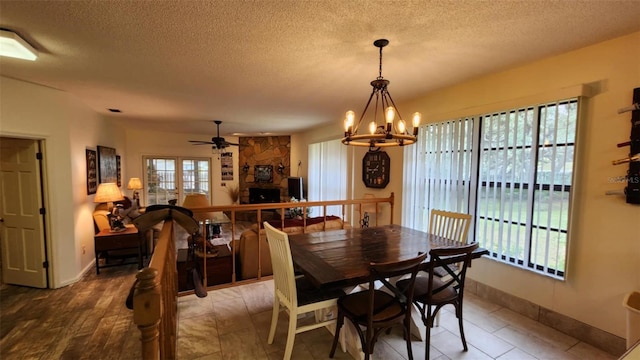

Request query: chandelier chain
[{"left": 378, "top": 44, "right": 383, "bottom": 80}]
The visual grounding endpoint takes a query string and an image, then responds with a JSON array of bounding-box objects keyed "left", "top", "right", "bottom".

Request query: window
[
  {"left": 144, "top": 156, "right": 211, "bottom": 206},
  {"left": 403, "top": 99, "right": 578, "bottom": 279},
  {"left": 308, "top": 139, "right": 347, "bottom": 216}
]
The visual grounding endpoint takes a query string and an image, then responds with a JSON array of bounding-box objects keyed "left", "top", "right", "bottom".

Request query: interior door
[{"left": 0, "top": 137, "right": 48, "bottom": 288}]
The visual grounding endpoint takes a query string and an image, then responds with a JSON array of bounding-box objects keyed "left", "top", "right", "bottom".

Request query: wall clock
[{"left": 362, "top": 151, "right": 390, "bottom": 188}]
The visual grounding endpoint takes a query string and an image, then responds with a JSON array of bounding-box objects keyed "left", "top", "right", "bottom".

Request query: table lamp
[
  {"left": 94, "top": 182, "right": 125, "bottom": 231},
  {"left": 127, "top": 177, "right": 143, "bottom": 206}
]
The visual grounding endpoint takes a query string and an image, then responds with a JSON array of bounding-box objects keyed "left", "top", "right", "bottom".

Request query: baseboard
[
  {"left": 56, "top": 259, "right": 96, "bottom": 288},
  {"left": 467, "top": 279, "right": 626, "bottom": 357}
]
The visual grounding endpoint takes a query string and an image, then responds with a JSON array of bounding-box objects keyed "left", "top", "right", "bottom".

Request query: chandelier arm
[
  {"left": 374, "top": 91, "right": 382, "bottom": 126},
  {"left": 354, "top": 88, "right": 378, "bottom": 134},
  {"left": 384, "top": 90, "right": 404, "bottom": 130}
]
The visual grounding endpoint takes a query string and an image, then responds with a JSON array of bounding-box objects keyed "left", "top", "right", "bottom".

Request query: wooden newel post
[{"left": 134, "top": 267, "right": 161, "bottom": 360}]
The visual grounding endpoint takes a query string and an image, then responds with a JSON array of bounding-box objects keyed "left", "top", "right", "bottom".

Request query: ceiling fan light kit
[{"left": 342, "top": 39, "right": 421, "bottom": 150}]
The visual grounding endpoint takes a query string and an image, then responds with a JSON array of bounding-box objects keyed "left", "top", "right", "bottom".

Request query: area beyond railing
[
  {"left": 130, "top": 194, "right": 394, "bottom": 359},
  {"left": 187, "top": 193, "right": 395, "bottom": 288}
]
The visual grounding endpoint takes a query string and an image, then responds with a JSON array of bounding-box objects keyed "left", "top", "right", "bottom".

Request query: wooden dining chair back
[
  {"left": 329, "top": 252, "right": 428, "bottom": 360},
  {"left": 408, "top": 242, "right": 479, "bottom": 360},
  {"left": 263, "top": 222, "right": 345, "bottom": 360},
  {"left": 429, "top": 209, "right": 472, "bottom": 243}
]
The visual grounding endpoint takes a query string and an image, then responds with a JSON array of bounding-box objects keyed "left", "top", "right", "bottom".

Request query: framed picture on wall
[
  {"left": 221, "top": 152, "right": 233, "bottom": 181},
  {"left": 116, "top": 155, "right": 122, "bottom": 187},
  {"left": 97, "top": 145, "right": 117, "bottom": 183},
  {"left": 86, "top": 148, "right": 97, "bottom": 194},
  {"left": 255, "top": 165, "right": 273, "bottom": 183}
]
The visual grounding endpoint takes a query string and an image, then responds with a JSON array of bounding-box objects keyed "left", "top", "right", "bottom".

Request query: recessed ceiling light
[{"left": 0, "top": 29, "right": 38, "bottom": 61}]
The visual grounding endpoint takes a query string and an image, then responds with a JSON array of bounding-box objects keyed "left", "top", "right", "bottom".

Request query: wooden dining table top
[{"left": 288, "top": 224, "right": 487, "bottom": 289}]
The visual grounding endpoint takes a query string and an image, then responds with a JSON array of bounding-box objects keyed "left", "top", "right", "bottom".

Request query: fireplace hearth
[{"left": 249, "top": 188, "right": 281, "bottom": 204}]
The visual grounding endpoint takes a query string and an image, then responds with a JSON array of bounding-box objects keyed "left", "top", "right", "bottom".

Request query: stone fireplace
[{"left": 239, "top": 136, "right": 291, "bottom": 204}]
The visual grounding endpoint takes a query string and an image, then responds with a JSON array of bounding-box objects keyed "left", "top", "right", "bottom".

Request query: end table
[{"left": 94, "top": 226, "right": 143, "bottom": 274}]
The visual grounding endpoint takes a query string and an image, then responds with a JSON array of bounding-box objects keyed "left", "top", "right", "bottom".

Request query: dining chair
[
  {"left": 329, "top": 252, "right": 428, "bottom": 360},
  {"left": 263, "top": 222, "right": 345, "bottom": 360},
  {"left": 429, "top": 209, "right": 472, "bottom": 244},
  {"left": 398, "top": 242, "right": 479, "bottom": 360},
  {"left": 428, "top": 209, "right": 472, "bottom": 325}
]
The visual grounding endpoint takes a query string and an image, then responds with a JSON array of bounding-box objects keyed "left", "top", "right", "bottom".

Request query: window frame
[{"left": 143, "top": 156, "right": 212, "bottom": 206}]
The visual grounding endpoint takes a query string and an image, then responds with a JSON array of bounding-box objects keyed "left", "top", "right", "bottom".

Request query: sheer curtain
[{"left": 307, "top": 139, "right": 347, "bottom": 216}]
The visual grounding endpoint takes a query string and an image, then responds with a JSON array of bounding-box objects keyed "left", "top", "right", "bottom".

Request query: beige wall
[
  {"left": 0, "top": 76, "right": 126, "bottom": 287},
  {"left": 123, "top": 128, "right": 240, "bottom": 206},
  {"left": 302, "top": 31, "right": 640, "bottom": 338}
]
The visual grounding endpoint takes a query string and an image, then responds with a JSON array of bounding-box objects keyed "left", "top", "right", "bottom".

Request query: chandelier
[{"left": 342, "top": 39, "right": 421, "bottom": 150}]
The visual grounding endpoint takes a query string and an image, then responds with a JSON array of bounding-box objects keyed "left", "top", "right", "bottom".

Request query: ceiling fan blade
[
  {"left": 225, "top": 142, "right": 240, "bottom": 146},
  {"left": 189, "top": 140, "right": 213, "bottom": 145}
]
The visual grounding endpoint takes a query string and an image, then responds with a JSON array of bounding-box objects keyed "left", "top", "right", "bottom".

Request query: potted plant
[{"left": 226, "top": 184, "right": 240, "bottom": 204}]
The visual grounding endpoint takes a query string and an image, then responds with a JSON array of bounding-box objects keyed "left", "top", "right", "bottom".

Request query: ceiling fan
[{"left": 188, "top": 120, "right": 239, "bottom": 150}]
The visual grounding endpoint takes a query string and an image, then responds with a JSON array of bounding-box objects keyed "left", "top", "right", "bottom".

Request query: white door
[{"left": 0, "top": 137, "right": 48, "bottom": 288}]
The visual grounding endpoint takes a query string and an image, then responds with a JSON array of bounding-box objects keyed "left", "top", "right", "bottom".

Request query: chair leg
[
  {"left": 329, "top": 311, "right": 344, "bottom": 358},
  {"left": 284, "top": 309, "right": 297, "bottom": 360},
  {"left": 403, "top": 319, "right": 414, "bottom": 360},
  {"left": 456, "top": 303, "right": 468, "bottom": 351},
  {"left": 268, "top": 298, "right": 280, "bottom": 344},
  {"left": 424, "top": 310, "right": 433, "bottom": 360},
  {"left": 364, "top": 326, "right": 373, "bottom": 360}
]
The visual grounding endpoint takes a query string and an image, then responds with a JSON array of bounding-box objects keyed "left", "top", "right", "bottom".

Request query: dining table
[
  {"left": 288, "top": 224, "right": 488, "bottom": 289},
  {"left": 288, "top": 224, "right": 489, "bottom": 351}
]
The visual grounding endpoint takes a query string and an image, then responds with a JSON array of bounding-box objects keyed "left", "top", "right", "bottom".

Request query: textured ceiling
[{"left": 1, "top": 1, "right": 639, "bottom": 137}]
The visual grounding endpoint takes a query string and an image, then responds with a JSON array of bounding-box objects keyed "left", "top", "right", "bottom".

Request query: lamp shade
[
  {"left": 183, "top": 193, "right": 210, "bottom": 208},
  {"left": 127, "top": 177, "right": 143, "bottom": 190},
  {"left": 183, "top": 193, "right": 213, "bottom": 222},
  {"left": 94, "top": 183, "right": 124, "bottom": 203}
]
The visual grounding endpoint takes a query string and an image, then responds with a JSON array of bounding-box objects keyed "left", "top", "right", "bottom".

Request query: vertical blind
[
  {"left": 307, "top": 139, "right": 347, "bottom": 216},
  {"left": 403, "top": 119, "right": 475, "bottom": 234}
]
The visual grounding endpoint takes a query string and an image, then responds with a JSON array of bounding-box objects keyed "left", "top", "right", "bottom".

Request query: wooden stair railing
[{"left": 132, "top": 219, "right": 178, "bottom": 359}]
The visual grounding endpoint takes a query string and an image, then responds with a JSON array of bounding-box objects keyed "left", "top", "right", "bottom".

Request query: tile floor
[{"left": 177, "top": 279, "right": 617, "bottom": 360}]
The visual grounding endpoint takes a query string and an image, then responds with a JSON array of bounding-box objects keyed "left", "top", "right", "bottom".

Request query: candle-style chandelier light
[{"left": 342, "top": 39, "right": 421, "bottom": 150}]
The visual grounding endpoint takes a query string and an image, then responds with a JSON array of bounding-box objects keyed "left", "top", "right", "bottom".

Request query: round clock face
[{"left": 362, "top": 151, "right": 390, "bottom": 188}]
